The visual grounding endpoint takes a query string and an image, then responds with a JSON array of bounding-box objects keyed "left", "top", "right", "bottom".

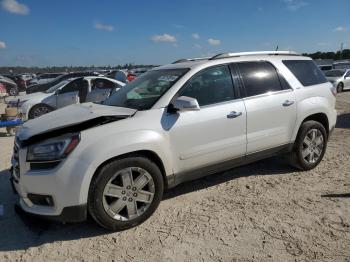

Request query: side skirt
[{"left": 167, "top": 143, "right": 294, "bottom": 188}]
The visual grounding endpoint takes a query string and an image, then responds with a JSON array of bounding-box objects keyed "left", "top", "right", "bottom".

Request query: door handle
[
  {"left": 282, "top": 100, "right": 294, "bottom": 107},
  {"left": 227, "top": 111, "right": 242, "bottom": 119}
]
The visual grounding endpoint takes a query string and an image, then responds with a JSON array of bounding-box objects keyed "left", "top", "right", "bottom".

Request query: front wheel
[
  {"left": 88, "top": 157, "right": 164, "bottom": 231},
  {"left": 287, "top": 120, "right": 327, "bottom": 170},
  {"left": 28, "top": 104, "right": 52, "bottom": 119}
]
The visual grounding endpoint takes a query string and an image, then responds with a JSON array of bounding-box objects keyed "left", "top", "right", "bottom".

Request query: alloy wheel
[
  {"left": 302, "top": 128, "right": 324, "bottom": 164},
  {"left": 33, "top": 106, "right": 50, "bottom": 118},
  {"left": 9, "top": 87, "right": 17, "bottom": 96},
  {"left": 102, "top": 167, "right": 155, "bottom": 221}
]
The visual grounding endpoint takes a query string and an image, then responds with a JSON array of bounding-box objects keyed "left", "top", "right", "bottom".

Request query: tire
[
  {"left": 6, "top": 127, "right": 17, "bottom": 136},
  {"left": 7, "top": 86, "right": 18, "bottom": 96},
  {"left": 337, "top": 82, "right": 344, "bottom": 93},
  {"left": 28, "top": 104, "right": 53, "bottom": 119},
  {"left": 88, "top": 156, "right": 164, "bottom": 231},
  {"left": 287, "top": 120, "right": 327, "bottom": 171}
]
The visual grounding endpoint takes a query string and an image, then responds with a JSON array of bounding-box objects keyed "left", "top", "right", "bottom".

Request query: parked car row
[
  {"left": 25, "top": 71, "right": 104, "bottom": 94},
  {"left": 27, "top": 72, "right": 67, "bottom": 86},
  {"left": 0, "top": 67, "right": 150, "bottom": 97},
  {"left": 8, "top": 76, "right": 125, "bottom": 120}
]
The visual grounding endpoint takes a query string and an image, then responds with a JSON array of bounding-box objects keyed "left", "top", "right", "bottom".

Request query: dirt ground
[{"left": 0, "top": 93, "right": 349, "bottom": 262}]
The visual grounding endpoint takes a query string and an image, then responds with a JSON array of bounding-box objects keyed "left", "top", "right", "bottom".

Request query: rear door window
[
  {"left": 283, "top": 60, "right": 327, "bottom": 86},
  {"left": 237, "top": 62, "right": 284, "bottom": 97}
]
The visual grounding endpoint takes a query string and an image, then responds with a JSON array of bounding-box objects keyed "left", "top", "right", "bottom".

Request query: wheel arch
[
  {"left": 90, "top": 150, "right": 169, "bottom": 190},
  {"left": 28, "top": 103, "right": 55, "bottom": 119},
  {"left": 299, "top": 112, "right": 329, "bottom": 138}
]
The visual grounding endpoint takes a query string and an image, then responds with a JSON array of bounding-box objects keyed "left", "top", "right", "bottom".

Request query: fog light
[{"left": 27, "top": 194, "right": 54, "bottom": 206}]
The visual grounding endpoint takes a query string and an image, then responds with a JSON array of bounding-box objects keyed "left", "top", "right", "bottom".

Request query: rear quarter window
[{"left": 283, "top": 60, "right": 327, "bottom": 86}]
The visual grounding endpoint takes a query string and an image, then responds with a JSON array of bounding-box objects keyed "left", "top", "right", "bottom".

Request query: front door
[
  {"left": 56, "top": 78, "right": 86, "bottom": 108},
  {"left": 167, "top": 65, "right": 247, "bottom": 173}
]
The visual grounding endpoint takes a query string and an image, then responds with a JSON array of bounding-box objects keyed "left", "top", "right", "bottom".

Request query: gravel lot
[{"left": 0, "top": 93, "right": 349, "bottom": 262}]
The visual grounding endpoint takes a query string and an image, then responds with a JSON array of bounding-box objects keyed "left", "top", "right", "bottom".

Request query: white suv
[{"left": 11, "top": 51, "right": 337, "bottom": 230}]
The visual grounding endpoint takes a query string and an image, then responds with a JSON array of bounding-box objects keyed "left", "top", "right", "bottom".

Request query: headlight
[{"left": 27, "top": 133, "right": 80, "bottom": 162}]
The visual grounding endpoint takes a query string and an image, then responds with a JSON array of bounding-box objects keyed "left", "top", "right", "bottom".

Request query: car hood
[
  {"left": 9, "top": 92, "right": 50, "bottom": 103},
  {"left": 17, "top": 102, "right": 136, "bottom": 144}
]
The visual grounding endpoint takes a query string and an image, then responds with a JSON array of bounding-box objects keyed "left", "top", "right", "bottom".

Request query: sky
[{"left": 0, "top": 0, "right": 349, "bottom": 67}]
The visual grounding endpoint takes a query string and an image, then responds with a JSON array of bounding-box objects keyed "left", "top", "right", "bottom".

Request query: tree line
[{"left": 302, "top": 49, "right": 350, "bottom": 60}]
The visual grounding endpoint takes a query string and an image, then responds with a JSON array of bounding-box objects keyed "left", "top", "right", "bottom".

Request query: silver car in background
[{"left": 325, "top": 69, "right": 350, "bottom": 93}]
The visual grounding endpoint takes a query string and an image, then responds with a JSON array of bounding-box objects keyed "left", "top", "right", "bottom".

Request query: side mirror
[{"left": 172, "top": 96, "right": 200, "bottom": 112}]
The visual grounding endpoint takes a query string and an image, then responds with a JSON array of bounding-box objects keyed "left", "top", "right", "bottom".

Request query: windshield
[
  {"left": 325, "top": 70, "right": 345, "bottom": 77},
  {"left": 103, "top": 68, "right": 188, "bottom": 110},
  {"left": 45, "top": 79, "right": 70, "bottom": 93}
]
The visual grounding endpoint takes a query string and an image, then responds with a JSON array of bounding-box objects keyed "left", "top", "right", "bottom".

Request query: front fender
[{"left": 75, "top": 129, "right": 173, "bottom": 204}]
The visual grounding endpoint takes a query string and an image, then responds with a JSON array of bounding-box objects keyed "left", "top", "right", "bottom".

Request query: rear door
[
  {"left": 234, "top": 61, "right": 297, "bottom": 153},
  {"left": 86, "top": 78, "right": 117, "bottom": 102}
]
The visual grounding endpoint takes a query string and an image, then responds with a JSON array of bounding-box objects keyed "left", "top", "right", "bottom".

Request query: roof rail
[
  {"left": 209, "top": 51, "right": 300, "bottom": 60},
  {"left": 172, "top": 57, "right": 211, "bottom": 64}
]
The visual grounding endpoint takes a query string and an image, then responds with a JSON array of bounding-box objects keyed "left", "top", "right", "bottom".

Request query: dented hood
[{"left": 17, "top": 102, "right": 136, "bottom": 143}]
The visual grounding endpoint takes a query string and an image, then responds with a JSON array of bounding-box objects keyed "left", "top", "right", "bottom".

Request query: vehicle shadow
[
  {"left": 0, "top": 132, "right": 9, "bottom": 137},
  {"left": 0, "top": 168, "right": 109, "bottom": 252},
  {"left": 336, "top": 113, "right": 350, "bottom": 129},
  {"left": 164, "top": 156, "right": 294, "bottom": 200},
  {"left": 0, "top": 156, "right": 295, "bottom": 252}
]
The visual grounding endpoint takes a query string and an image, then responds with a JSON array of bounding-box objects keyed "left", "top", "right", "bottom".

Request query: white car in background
[
  {"left": 325, "top": 69, "right": 350, "bottom": 93},
  {"left": 8, "top": 76, "right": 125, "bottom": 120}
]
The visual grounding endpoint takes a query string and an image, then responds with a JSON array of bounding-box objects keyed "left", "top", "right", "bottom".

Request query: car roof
[{"left": 82, "top": 76, "right": 125, "bottom": 86}]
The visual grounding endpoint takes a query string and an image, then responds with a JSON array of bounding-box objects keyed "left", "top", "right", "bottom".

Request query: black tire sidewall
[
  {"left": 8, "top": 86, "right": 18, "bottom": 96},
  {"left": 29, "top": 104, "right": 51, "bottom": 119},
  {"left": 337, "top": 83, "right": 343, "bottom": 93},
  {"left": 295, "top": 121, "right": 327, "bottom": 170},
  {"left": 88, "top": 157, "right": 164, "bottom": 231}
]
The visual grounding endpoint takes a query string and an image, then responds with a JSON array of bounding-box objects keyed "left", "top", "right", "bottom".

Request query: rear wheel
[
  {"left": 88, "top": 156, "right": 164, "bottom": 231},
  {"left": 287, "top": 120, "right": 327, "bottom": 170},
  {"left": 28, "top": 104, "right": 52, "bottom": 119},
  {"left": 337, "top": 82, "right": 344, "bottom": 93}
]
